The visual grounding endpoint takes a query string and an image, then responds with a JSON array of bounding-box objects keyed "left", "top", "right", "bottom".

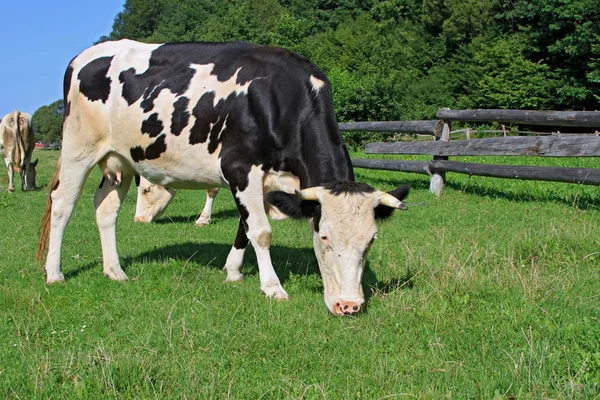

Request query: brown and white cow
[
  {"left": 37, "top": 40, "right": 409, "bottom": 315},
  {"left": 134, "top": 175, "right": 220, "bottom": 226},
  {"left": 1, "top": 110, "right": 37, "bottom": 192}
]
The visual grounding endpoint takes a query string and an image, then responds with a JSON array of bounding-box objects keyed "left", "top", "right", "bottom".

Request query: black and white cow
[{"left": 37, "top": 40, "right": 409, "bottom": 315}]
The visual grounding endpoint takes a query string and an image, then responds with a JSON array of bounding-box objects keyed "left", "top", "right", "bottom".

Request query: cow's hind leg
[
  {"left": 45, "top": 156, "right": 96, "bottom": 283},
  {"left": 94, "top": 164, "right": 133, "bottom": 281},
  {"left": 229, "top": 166, "right": 288, "bottom": 300},
  {"left": 5, "top": 158, "right": 15, "bottom": 192}
]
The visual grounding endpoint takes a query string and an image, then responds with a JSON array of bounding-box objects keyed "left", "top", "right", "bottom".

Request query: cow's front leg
[
  {"left": 94, "top": 174, "right": 133, "bottom": 281},
  {"left": 223, "top": 219, "right": 248, "bottom": 282},
  {"left": 230, "top": 167, "right": 289, "bottom": 300}
]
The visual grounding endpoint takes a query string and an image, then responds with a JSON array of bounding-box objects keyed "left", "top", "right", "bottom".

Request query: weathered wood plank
[
  {"left": 339, "top": 120, "right": 443, "bottom": 136},
  {"left": 351, "top": 158, "right": 430, "bottom": 174},
  {"left": 429, "top": 160, "right": 600, "bottom": 185},
  {"left": 353, "top": 158, "right": 600, "bottom": 186},
  {"left": 365, "top": 135, "right": 600, "bottom": 157},
  {"left": 436, "top": 109, "right": 600, "bottom": 128}
]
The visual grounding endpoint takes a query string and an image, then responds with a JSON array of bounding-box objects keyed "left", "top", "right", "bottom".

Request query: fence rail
[
  {"left": 339, "top": 120, "right": 443, "bottom": 136},
  {"left": 365, "top": 135, "right": 600, "bottom": 157},
  {"left": 351, "top": 159, "right": 600, "bottom": 186},
  {"left": 342, "top": 109, "right": 600, "bottom": 195},
  {"left": 436, "top": 109, "right": 600, "bottom": 128}
]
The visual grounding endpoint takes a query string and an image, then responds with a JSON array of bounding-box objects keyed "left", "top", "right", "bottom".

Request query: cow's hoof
[
  {"left": 104, "top": 268, "right": 128, "bottom": 281},
  {"left": 46, "top": 273, "right": 65, "bottom": 284},
  {"left": 225, "top": 272, "right": 243, "bottom": 282},
  {"left": 263, "top": 284, "right": 289, "bottom": 300},
  {"left": 195, "top": 217, "right": 211, "bottom": 226}
]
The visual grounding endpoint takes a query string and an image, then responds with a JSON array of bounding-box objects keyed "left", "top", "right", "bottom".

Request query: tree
[
  {"left": 99, "top": 0, "right": 600, "bottom": 122},
  {"left": 32, "top": 100, "right": 64, "bottom": 144}
]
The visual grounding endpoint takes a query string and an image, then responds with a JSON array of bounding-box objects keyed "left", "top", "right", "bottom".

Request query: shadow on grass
[
  {"left": 445, "top": 180, "right": 600, "bottom": 210},
  {"left": 153, "top": 209, "right": 240, "bottom": 224},
  {"left": 63, "top": 241, "right": 415, "bottom": 303}
]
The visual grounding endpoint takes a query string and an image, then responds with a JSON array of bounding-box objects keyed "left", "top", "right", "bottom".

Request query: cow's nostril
[{"left": 333, "top": 301, "right": 361, "bottom": 316}]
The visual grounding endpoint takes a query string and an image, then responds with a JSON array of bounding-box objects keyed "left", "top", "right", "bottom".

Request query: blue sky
[{"left": 0, "top": 0, "right": 125, "bottom": 118}]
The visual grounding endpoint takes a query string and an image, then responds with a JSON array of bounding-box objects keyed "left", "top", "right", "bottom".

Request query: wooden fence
[{"left": 344, "top": 109, "right": 600, "bottom": 195}]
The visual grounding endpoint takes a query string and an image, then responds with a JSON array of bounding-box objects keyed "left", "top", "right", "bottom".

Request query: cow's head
[
  {"left": 134, "top": 176, "right": 176, "bottom": 222},
  {"left": 267, "top": 182, "right": 409, "bottom": 316},
  {"left": 21, "top": 158, "right": 37, "bottom": 191}
]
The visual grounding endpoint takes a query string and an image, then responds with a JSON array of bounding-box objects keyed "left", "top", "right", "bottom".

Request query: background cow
[
  {"left": 134, "top": 175, "right": 220, "bottom": 225},
  {"left": 37, "top": 39, "right": 409, "bottom": 315},
  {"left": 1, "top": 110, "right": 37, "bottom": 192}
]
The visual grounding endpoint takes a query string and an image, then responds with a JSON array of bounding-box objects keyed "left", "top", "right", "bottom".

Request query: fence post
[{"left": 429, "top": 121, "right": 450, "bottom": 196}]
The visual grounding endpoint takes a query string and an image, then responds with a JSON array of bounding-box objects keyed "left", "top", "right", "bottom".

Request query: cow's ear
[
  {"left": 135, "top": 174, "right": 140, "bottom": 187},
  {"left": 267, "top": 191, "right": 320, "bottom": 219},
  {"left": 31, "top": 158, "right": 38, "bottom": 167},
  {"left": 374, "top": 185, "right": 410, "bottom": 220}
]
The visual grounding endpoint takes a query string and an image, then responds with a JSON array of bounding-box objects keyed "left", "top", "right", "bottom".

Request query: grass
[{"left": 1, "top": 149, "right": 599, "bottom": 399}]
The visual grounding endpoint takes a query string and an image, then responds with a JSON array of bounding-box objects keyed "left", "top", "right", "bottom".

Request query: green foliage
[
  {"left": 94, "top": 0, "right": 600, "bottom": 131},
  {"left": 423, "top": 0, "right": 494, "bottom": 49},
  {"left": 31, "top": 100, "right": 63, "bottom": 144},
  {"left": 457, "top": 35, "right": 564, "bottom": 109}
]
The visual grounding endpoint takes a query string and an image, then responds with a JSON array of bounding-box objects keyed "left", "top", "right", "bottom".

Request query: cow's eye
[
  {"left": 143, "top": 187, "right": 152, "bottom": 194},
  {"left": 319, "top": 232, "right": 330, "bottom": 246}
]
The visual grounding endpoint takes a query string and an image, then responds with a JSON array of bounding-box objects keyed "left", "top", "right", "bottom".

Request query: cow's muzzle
[{"left": 333, "top": 301, "right": 362, "bottom": 316}]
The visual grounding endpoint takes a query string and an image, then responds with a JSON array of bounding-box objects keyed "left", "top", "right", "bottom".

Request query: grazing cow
[
  {"left": 37, "top": 39, "right": 409, "bottom": 315},
  {"left": 1, "top": 110, "right": 37, "bottom": 192},
  {"left": 134, "top": 175, "right": 220, "bottom": 226}
]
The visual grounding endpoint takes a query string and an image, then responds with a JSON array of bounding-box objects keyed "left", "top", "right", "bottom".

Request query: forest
[{"left": 33, "top": 0, "right": 600, "bottom": 142}]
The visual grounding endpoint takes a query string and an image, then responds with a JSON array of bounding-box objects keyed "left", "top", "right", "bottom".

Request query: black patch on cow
[
  {"left": 171, "top": 97, "right": 190, "bottom": 136},
  {"left": 145, "top": 135, "right": 167, "bottom": 159},
  {"left": 233, "top": 220, "right": 249, "bottom": 250},
  {"left": 64, "top": 100, "right": 71, "bottom": 120},
  {"left": 130, "top": 146, "right": 145, "bottom": 163},
  {"left": 141, "top": 113, "right": 164, "bottom": 137},
  {"left": 189, "top": 92, "right": 218, "bottom": 145},
  {"left": 119, "top": 68, "right": 144, "bottom": 106},
  {"left": 374, "top": 185, "right": 410, "bottom": 220},
  {"left": 130, "top": 134, "right": 167, "bottom": 162},
  {"left": 324, "top": 181, "right": 376, "bottom": 196},
  {"left": 312, "top": 210, "right": 322, "bottom": 233},
  {"left": 208, "top": 114, "right": 226, "bottom": 154},
  {"left": 78, "top": 56, "right": 113, "bottom": 103},
  {"left": 63, "top": 64, "right": 74, "bottom": 118}
]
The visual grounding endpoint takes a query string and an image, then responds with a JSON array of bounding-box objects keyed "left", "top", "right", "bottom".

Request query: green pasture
[{"left": 1, "top": 149, "right": 599, "bottom": 399}]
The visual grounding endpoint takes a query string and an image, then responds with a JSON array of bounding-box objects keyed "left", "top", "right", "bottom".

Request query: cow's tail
[{"left": 36, "top": 156, "right": 61, "bottom": 263}]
